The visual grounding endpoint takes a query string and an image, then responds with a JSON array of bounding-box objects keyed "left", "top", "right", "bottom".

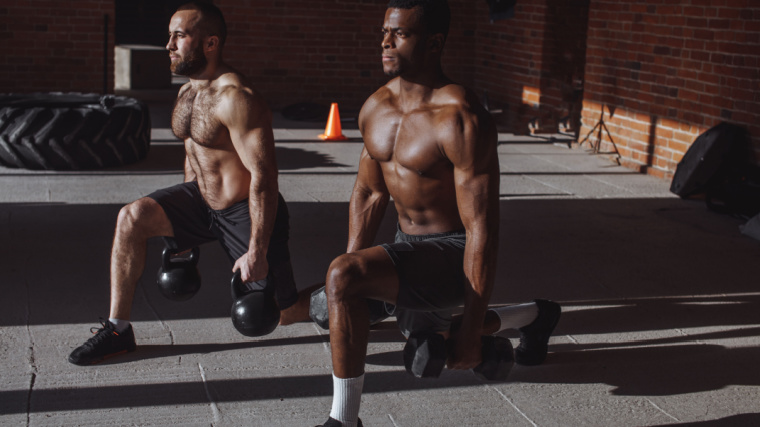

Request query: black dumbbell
[
  {"left": 403, "top": 332, "right": 514, "bottom": 381},
  {"left": 156, "top": 246, "right": 201, "bottom": 301},
  {"left": 472, "top": 335, "right": 515, "bottom": 381},
  {"left": 403, "top": 332, "right": 447, "bottom": 378},
  {"left": 230, "top": 270, "right": 280, "bottom": 337},
  {"left": 309, "top": 285, "right": 395, "bottom": 330}
]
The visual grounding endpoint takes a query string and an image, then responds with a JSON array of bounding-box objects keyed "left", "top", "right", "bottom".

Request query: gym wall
[
  {"left": 0, "top": 0, "right": 115, "bottom": 94},
  {"left": 469, "top": 0, "right": 591, "bottom": 135},
  {"left": 212, "top": 0, "right": 477, "bottom": 112},
  {"left": 0, "top": 0, "right": 581, "bottom": 128},
  {"left": 579, "top": 0, "right": 760, "bottom": 178},
  {"left": 212, "top": 0, "right": 393, "bottom": 111},
  {"left": 1, "top": 1, "right": 758, "bottom": 177}
]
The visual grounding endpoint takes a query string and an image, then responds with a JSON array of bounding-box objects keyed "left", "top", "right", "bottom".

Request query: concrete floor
[{"left": 1, "top": 99, "right": 759, "bottom": 426}]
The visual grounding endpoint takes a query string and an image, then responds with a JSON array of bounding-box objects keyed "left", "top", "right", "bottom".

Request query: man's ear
[
  {"left": 427, "top": 33, "right": 445, "bottom": 53},
  {"left": 204, "top": 35, "right": 220, "bottom": 54}
]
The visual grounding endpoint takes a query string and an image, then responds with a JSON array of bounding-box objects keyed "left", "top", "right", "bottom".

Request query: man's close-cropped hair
[
  {"left": 387, "top": 0, "right": 451, "bottom": 41},
  {"left": 177, "top": 1, "right": 228, "bottom": 46}
]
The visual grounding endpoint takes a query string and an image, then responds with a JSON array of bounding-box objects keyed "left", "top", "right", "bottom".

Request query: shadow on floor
[
  {"left": 1, "top": 197, "right": 757, "bottom": 328},
  {"left": 0, "top": 144, "right": 351, "bottom": 176},
  {"left": 1, "top": 195, "right": 759, "bottom": 415},
  {"left": 2, "top": 342, "right": 759, "bottom": 414}
]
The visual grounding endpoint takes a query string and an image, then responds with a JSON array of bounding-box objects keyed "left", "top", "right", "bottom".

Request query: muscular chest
[
  {"left": 364, "top": 110, "right": 449, "bottom": 175},
  {"left": 171, "top": 88, "right": 223, "bottom": 146}
]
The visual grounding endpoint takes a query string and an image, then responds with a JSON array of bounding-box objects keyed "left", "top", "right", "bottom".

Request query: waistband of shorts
[
  {"left": 207, "top": 197, "right": 248, "bottom": 215},
  {"left": 395, "top": 223, "right": 466, "bottom": 242},
  {"left": 206, "top": 191, "right": 284, "bottom": 215}
]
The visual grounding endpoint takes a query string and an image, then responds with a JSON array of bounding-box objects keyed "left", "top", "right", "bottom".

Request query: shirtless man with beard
[{"left": 69, "top": 1, "right": 304, "bottom": 365}]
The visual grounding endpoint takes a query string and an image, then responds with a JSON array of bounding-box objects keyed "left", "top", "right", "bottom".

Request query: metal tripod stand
[{"left": 579, "top": 104, "right": 621, "bottom": 161}]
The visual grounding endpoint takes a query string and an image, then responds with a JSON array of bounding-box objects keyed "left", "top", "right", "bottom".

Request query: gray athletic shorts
[
  {"left": 146, "top": 181, "right": 298, "bottom": 309},
  {"left": 381, "top": 225, "right": 467, "bottom": 337}
]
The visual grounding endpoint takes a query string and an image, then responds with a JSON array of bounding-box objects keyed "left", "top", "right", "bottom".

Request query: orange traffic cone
[{"left": 319, "top": 103, "right": 348, "bottom": 141}]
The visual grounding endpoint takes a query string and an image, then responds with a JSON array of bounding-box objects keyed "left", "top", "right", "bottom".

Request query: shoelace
[{"left": 85, "top": 318, "right": 119, "bottom": 347}]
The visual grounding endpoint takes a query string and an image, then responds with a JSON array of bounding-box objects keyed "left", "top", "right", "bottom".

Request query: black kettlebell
[
  {"left": 156, "top": 246, "right": 201, "bottom": 301},
  {"left": 230, "top": 270, "right": 280, "bottom": 337}
]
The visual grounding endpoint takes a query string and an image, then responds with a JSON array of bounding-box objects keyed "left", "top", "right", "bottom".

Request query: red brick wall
[
  {"left": 441, "top": 1, "right": 478, "bottom": 90},
  {"left": 5, "top": 1, "right": 756, "bottom": 178},
  {"left": 467, "top": 0, "right": 590, "bottom": 134},
  {"left": 215, "top": 0, "right": 384, "bottom": 112},
  {"left": 0, "top": 1, "right": 476, "bottom": 112},
  {"left": 580, "top": 0, "right": 760, "bottom": 178},
  {"left": 0, "top": 1, "right": 114, "bottom": 93},
  {"left": 538, "top": 1, "right": 590, "bottom": 132},
  {"left": 0, "top": 0, "right": 556, "bottom": 117},
  {"left": 471, "top": 1, "right": 547, "bottom": 131},
  {"left": 216, "top": 0, "right": 476, "bottom": 111}
]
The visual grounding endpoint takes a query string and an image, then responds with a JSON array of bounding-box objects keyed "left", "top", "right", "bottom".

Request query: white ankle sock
[
  {"left": 492, "top": 302, "right": 538, "bottom": 332},
  {"left": 108, "top": 318, "right": 130, "bottom": 333},
  {"left": 329, "top": 373, "right": 364, "bottom": 427}
]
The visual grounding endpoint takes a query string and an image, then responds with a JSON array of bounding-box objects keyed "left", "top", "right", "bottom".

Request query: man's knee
[
  {"left": 325, "top": 254, "right": 367, "bottom": 301},
  {"left": 116, "top": 198, "right": 168, "bottom": 237}
]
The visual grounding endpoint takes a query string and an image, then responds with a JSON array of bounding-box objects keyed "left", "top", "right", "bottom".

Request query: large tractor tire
[{"left": 0, "top": 93, "right": 151, "bottom": 170}]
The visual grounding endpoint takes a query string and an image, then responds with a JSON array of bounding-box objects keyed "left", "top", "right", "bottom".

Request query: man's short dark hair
[
  {"left": 387, "top": 0, "right": 451, "bottom": 41},
  {"left": 177, "top": 1, "right": 227, "bottom": 46}
]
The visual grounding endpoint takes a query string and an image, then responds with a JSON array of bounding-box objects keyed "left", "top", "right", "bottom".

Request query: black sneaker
[
  {"left": 515, "top": 299, "right": 561, "bottom": 366},
  {"left": 68, "top": 319, "right": 136, "bottom": 366},
  {"left": 315, "top": 417, "right": 364, "bottom": 427}
]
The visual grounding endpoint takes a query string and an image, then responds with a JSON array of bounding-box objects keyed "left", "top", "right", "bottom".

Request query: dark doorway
[{"left": 115, "top": 0, "right": 189, "bottom": 46}]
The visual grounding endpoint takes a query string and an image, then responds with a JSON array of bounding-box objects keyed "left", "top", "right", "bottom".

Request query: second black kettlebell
[
  {"left": 230, "top": 270, "right": 280, "bottom": 337},
  {"left": 157, "top": 246, "right": 201, "bottom": 301}
]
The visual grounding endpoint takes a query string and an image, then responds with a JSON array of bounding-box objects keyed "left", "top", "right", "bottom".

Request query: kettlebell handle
[
  {"left": 231, "top": 269, "right": 242, "bottom": 287},
  {"left": 230, "top": 269, "right": 245, "bottom": 301},
  {"left": 231, "top": 269, "right": 273, "bottom": 301},
  {"left": 163, "top": 246, "right": 200, "bottom": 266},
  {"left": 187, "top": 247, "right": 199, "bottom": 265}
]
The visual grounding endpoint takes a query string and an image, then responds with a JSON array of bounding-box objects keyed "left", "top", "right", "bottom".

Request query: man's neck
[
  {"left": 395, "top": 65, "right": 449, "bottom": 109},
  {"left": 187, "top": 59, "right": 227, "bottom": 87}
]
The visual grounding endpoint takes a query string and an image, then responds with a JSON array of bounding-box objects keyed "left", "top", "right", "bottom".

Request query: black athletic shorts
[
  {"left": 146, "top": 181, "right": 298, "bottom": 309},
  {"left": 381, "top": 225, "right": 467, "bottom": 336}
]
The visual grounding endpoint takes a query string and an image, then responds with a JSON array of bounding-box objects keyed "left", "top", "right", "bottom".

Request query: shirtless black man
[
  {"left": 315, "top": 1, "right": 560, "bottom": 426},
  {"left": 68, "top": 1, "right": 305, "bottom": 366}
]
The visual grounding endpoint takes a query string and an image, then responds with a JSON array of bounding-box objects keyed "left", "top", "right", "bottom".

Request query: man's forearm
[
  {"left": 460, "top": 227, "right": 499, "bottom": 331},
  {"left": 247, "top": 174, "right": 278, "bottom": 258},
  {"left": 346, "top": 189, "right": 389, "bottom": 253},
  {"left": 456, "top": 156, "right": 501, "bottom": 335}
]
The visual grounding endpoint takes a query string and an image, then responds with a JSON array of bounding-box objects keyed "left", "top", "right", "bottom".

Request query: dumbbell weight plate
[
  {"left": 472, "top": 335, "right": 514, "bottom": 382},
  {"left": 403, "top": 332, "right": 447, "bottom": 378},
  {"left": 309, "top": 285, "right": 395, "bottom": 330}
]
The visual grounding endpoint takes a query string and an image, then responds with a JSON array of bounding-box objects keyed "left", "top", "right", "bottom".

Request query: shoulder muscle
[
  {"left": 437, "top": 90, "right": 496, "bottom": 170},
  {"left": 217, "top": 84, "right": 269, "bottom": 130}
]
